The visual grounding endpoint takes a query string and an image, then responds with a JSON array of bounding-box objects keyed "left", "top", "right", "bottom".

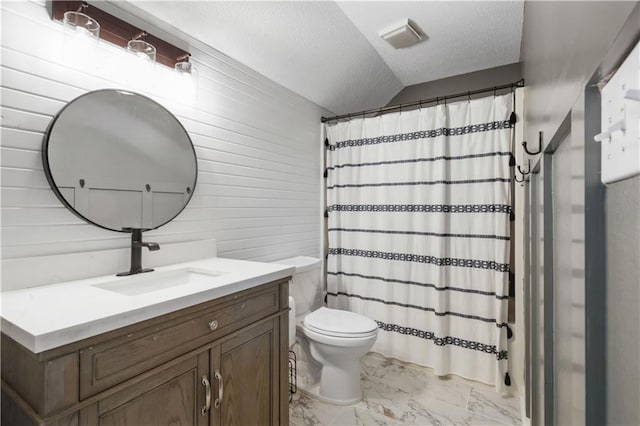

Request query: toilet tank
[{"left": 274, "top": 256, "right": 322, "bottom": 316}]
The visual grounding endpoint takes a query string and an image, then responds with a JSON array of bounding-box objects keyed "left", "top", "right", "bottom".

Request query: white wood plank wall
[{"left": 1, "top": 1, "right": 325, "bottom": 288}]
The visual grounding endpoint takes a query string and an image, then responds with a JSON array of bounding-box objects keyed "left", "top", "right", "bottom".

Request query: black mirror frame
[{"left": 41, "top": 89, "right": 198, "bottom": 233}]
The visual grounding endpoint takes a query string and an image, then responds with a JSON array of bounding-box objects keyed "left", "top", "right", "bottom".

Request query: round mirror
[{"left": 43, "top": 89, "right": 197, "bottom": 232}]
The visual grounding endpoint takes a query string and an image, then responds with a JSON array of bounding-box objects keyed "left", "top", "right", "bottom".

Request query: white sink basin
[{"left": 93, "top": 268, "right": 226, "bottom": 296}]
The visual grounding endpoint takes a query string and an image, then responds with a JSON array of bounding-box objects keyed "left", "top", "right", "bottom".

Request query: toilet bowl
[
  {"left": 274, "top": 257, "right": 378, "bottom": 405},
  {"left": 302, "top": 307, "right": 377, "bottom": 404}
]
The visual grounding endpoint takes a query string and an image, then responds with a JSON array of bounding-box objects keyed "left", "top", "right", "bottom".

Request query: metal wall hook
[
  {"left": 522, "top": 131, "right": 543, "bottom": 155},
  {"left": 514, "top": 172, "right": 526, "bottom": 183},
  {"left": 517, "top": 160, "right": 531, "bottom": 175}
]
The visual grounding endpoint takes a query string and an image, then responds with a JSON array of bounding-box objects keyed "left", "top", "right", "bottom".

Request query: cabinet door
[
  {"left": 81, "top": 351, "right": 209, "bottom": 426},
  {"left": 210, "top": 318, "right": 279, "bottom": 426}
]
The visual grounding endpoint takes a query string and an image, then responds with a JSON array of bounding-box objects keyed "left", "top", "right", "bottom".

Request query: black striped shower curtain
[{"left": 325, "top": 94, "right": 512, "bottom": 392}]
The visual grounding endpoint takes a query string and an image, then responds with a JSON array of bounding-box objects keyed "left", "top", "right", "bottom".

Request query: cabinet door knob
[
  {"left": 208, "top": 320, "right": 218, "bottom": 331},
  {"left": 201, "top": 375, "right": 211, "bottom": 415},
  {"left": 214, "top": 370, "right": 223, "bottom": 408}
]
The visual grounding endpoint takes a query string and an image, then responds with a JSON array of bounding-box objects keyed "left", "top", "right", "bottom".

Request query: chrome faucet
[{"left": 117, "top": 228, "right": 160, "bottom": 276}]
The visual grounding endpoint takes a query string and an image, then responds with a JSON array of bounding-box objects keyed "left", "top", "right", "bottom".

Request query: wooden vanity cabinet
[
  {"left": 80, "top": 349, "right": 211, "bottom": 426},
  {"left": 213, "top": 317, "right": 281, "bottom": 426},
  {"left": 1, "top": 278, "right": 290, "bottom": 426}
]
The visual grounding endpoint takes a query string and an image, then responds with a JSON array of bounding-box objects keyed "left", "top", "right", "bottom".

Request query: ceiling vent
[{"left": 379, "top": 19, "right": 422, "bottom": 49}]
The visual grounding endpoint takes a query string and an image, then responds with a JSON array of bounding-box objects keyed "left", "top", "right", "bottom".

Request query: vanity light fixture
[
  {"left": 62, "top": 2, "right": 100, "bottom": 42},
  {"left": 51, "top": 0, "right": 190, "bottom": 69},
  {"left": 175, "top": 53, "right": 194, "bottom": 74},
  {"left": 127, "top": 31, "right": 156, "bottom": 63}
]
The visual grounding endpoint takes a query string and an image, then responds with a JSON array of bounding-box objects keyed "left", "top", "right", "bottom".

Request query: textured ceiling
[
  {"left": 124, "top": 1, "right": 403, "bottom": 115},
  {"left": 124, "top": 1, "right": 523, "bottom": 115},
  {"left": 337, "top": 1, "right": 524, "bottom": 86}
]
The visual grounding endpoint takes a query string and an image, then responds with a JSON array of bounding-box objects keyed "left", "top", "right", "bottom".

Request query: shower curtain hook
[
  {"left": 467, "top": 91, "right": 471, "bottom": 103},
  {"left": 493, "top": 86, "right": 497, "bottom": 98}
]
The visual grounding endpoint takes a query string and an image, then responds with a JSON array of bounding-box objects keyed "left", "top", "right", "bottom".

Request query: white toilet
[{"left": 275, "top": 256, "right": 378, "bottom": 405}]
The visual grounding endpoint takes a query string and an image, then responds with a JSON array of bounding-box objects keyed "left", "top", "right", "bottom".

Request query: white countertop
[{"left": 1, "top": 257, "right": 294, "bottom": 354}]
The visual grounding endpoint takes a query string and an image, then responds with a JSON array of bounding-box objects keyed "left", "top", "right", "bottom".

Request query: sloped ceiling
[
  {"left": 123, "top": 1, "right": 523, "bottom": 115},
  {"left": 337, "top": 1, "right": 524, "bottom": 87}
]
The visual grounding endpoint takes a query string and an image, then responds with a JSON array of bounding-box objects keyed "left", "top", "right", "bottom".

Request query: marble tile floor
[{"left": 290, "top": 353, "right": 522, "bottom": 426}]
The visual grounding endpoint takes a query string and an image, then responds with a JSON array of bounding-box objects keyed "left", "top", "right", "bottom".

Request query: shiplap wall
[{"left": 1, "top": 1, "right": 325, "bottom": 288}]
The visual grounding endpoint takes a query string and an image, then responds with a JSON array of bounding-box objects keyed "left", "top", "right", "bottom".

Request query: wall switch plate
[{"left": 595, "top": 40, "right": 640, "bottom": 184}]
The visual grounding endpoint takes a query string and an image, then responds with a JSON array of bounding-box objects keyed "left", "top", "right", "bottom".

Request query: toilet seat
[
  {"left": 302, "top": 325, "right": 377, "bottom": 348},
  {"left": 303, "top": 307, "right": 378, "bottom": 338}
]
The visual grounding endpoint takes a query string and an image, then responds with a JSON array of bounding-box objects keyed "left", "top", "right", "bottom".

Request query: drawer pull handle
[
  {"left": 209, "top": 320, "right": 219, "bottom": 331},
  {"left": 201, "top": 376, "right": 211, "bottom": 415},
  {"left": 214, "top": 370, "right": 223, "bottom": 408}
]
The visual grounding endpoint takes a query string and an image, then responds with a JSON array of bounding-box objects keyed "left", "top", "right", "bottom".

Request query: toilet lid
[{"left": 303, "top": 307, "right": 378, "bottom": 337}]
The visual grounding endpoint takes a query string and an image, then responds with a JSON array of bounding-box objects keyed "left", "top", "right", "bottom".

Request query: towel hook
[
  {"left": 523, "top": 131, "right": 543, "bottom": 155},
  {"left": 517, "top": 159, "right": 531, "bottom": 176},
  {"left": 514, "top": 171, "right": 526, "bottom": 183}
]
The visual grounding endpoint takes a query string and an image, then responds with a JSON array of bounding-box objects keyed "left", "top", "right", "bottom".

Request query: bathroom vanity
[
  {"left": 1, "top": 88, "right": 296, "bottom": 424},
  {"left": 1, "top": 258, "right": 293, "bottom": 426}
]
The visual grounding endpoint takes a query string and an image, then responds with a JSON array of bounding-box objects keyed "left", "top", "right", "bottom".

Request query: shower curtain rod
[{"left": 321, "top": 78, "right": 524, "bottom": 123}]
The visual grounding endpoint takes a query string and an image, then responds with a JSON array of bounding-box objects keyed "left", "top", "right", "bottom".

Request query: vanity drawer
[{"left": 79, "top": 284, "right": 281, "bottom": 399}]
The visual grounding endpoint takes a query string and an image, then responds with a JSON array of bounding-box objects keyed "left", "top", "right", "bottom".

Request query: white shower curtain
[{"left": 325, "top": 94, "right": 512, "bottom": 392}]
